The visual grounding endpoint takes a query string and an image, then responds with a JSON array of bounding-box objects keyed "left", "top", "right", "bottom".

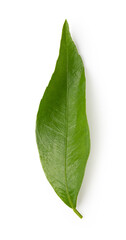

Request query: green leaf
[{"left": 36, "top": 20, "right": 90, "bottom": 218}]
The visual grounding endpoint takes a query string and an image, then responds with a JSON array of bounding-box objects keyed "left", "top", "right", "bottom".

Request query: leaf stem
[{"left": 73, "top": 208, "right": 83, "bottom": 219}]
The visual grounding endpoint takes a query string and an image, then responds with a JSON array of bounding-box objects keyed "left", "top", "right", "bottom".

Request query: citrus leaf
[{"left": 36, "top": 20, "right": 90, "bottom": 218}]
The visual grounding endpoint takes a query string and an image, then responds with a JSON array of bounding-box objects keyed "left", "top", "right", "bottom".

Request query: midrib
[{"left": 64, "top": 31, "right": 74, "bottom": 210}]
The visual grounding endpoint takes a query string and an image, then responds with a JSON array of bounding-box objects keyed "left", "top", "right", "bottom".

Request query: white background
[{"left": 0, "top": 0, "right": 126, "bottom": 239}]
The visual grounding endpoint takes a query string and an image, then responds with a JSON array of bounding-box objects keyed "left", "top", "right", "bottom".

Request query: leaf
[{"left": 36, "top": 20, "right": 90, "bottom": 218}]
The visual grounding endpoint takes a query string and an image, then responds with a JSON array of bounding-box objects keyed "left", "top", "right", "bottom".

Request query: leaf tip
[
  {"left": 64, "top": 19, "right": 68, "bottom": 24},
  {"left": 63, "top": 19, "right": 69, "bottom": 30}
]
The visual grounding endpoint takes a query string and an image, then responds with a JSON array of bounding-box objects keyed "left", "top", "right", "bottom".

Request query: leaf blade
[{"left": 36, "top": 20, "right": 90, "bottom": 217}]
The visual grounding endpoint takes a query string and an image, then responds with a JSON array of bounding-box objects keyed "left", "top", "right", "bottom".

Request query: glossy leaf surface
[{"left": 36, "top": 20, "right": 90, "bottom": 218}]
